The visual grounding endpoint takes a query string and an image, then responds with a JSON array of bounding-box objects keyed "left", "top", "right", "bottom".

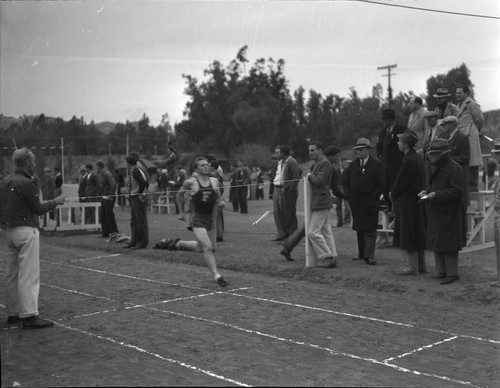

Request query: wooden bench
[
  {"left": 151, "top": 194, "right": 175, "bottom": 214},
  {"left": 376, "top": 210, "right": 394, "bottom": 245},
  {"left": 464, "top": 190, "right": 494, "bottom": 251},
  {"left": 42, "top": 201, "right": 101, "bottom": 232}
]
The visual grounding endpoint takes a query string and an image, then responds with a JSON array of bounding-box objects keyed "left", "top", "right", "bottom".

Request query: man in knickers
[{"left": 168, "top": 157, "right": 229, "bottom": 287}]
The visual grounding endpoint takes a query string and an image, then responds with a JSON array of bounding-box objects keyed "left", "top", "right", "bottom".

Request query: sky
[{"left": 1, "top": 0, "right": 499, "bottom": 127}]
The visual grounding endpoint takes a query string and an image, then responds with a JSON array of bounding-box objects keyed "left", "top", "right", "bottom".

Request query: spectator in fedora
[
  {"left": 418, "top": 138, "right": 466, "bottom": 285},
  {"left": 391, "top": 130, "right": 427, "bottom": 275},
  {"left": 377, "top": 108, "right": 405, "bottom": 213},
  {"left": 433, "top": 88, "right": 458, "bottom": 120},
  {"left": 455, "top": 84, "right": 484, "bottom": 192},
  {"left": 344, "top": 138, "right": 385, "bottom": 265},
  {"left": 490, "top": 138, "right": 500, "bottom": 274}
]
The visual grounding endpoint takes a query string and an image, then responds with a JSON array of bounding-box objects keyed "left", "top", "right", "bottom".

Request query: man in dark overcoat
[
  {"left": 418, "top": 138, "right": 466, "bottom": 285},
  {"left": 376, "top": 109, "right": 405, "bottom": 213},
  {"left": 343, "top": 138, "right": 385, "bottom": 265},
  {"left": 391, "top": 130, "right": 427, "bottom": 275}
]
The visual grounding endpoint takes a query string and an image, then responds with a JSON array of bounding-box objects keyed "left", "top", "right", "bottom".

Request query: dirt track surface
[{"left": 1, "top": 188, "right": 499, "bottom": 387}]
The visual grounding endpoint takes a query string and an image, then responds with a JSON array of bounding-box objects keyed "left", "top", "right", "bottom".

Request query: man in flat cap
[
  {"left": 377, "top": 109, "right": 405, "bottom": 214},
  {"left": 418, "top": 138, "right": 466, "bottom": 285},
  {"left": 391, "top": 130, "right": 427, "bottom": 275},
  {"left": 343, "top": 138, "right": 385, "bottom": 265}
]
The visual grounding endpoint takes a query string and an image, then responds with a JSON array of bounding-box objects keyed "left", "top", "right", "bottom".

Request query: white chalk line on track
[
  {"left": 70, "top": 253, "right": 121, "bottom": 262},
  {"left": 382, "top": 335, "right": 459, "bottom": 363},
  {"left": 53, "top": 321, "right": 251, "bottom": 387},
  {"left": 229, "top": 292, "right": 500, "bottom": 346},
  {"left": 0, "top": 254, "right": 494, "bottom": 387},
  {"left": 2, "top": 284, "right": 479, "bottom": 387},
  {"left": 39, "top": 259, "right": 500, "bottom": 344},
  {"left": 41, "top": 259, "right": 221, "bottom": 292},
  {"left": 38, "top": 259, "right": 500, "bottom": 345},
  {"left": 10, "top": 273, "right": 482, "bottom": 387}
]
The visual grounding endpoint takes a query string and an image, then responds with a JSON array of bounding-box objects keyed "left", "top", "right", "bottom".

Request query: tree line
[{"left": 1, "top": 46, "right": 475, "bottom": 163}]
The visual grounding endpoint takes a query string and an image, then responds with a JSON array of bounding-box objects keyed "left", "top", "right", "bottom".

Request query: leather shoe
[
  {"left": 7, "top": 316, "right": 20, "bottom": 325},
  {"left": 440, "top": 276, "right": 459, "bottom": 285},
  {"left": 124, "top": 244, "right": 136, "bottom": 249},
  {"left": 352, "top": 257, "right": 364, "bottom": 261},
  {"left": 280, "top": 248, "right": 294, "bottom": 261},
  {"left": 317, "top": 257, "right": 337, "bottom": 268},
  {"left": 432, "top": 274, "right": 446, "bottom": 279},
  {"left": 22, "top": 316, "right": 54, "bottom": 330},
  {"left": 365, "top": 258, "right": 377, "bottom": 265},
  {"left": 395, "top": 268, "right": 417, "bottom": 276},
  {"left": 271, "top": 237, "right": 283, "bottom": 242}
]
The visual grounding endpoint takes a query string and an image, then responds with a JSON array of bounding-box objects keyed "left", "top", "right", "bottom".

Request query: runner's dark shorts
[{"left": 191, "top": 212, "right": 213, "bottom": 231}]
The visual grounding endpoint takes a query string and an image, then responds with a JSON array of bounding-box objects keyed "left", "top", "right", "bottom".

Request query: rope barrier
[{"left": 59, "top": 178, "right": 305, "bottom": 202}]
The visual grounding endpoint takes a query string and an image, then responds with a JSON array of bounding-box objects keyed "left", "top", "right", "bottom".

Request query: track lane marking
[{"left": 383, "top": 335, "right": 459, "bottom": 363}]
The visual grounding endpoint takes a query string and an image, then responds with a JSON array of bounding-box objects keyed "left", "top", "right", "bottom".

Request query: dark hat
[
  {"left": 397, "top": 130, "right": 418, "bottom": 148},
  {"left": 324, "top": 145, "right": 341, "bottom": 156},
  {"left": 353, "top": 138, "right": 372, "bottom": 150},
  {"left": 424, "top": 110, "right": 439, "bottom": 118},
  {"left": 491, "top": 138, "right": 500, "bottom": 153},
  {"left": 427, "top": 138, "right": 451, "bottom": 154},
  {"left": 433, "top": 88, "right": 451, "bottom": 98},
  {"left": 381, "top": 109, "right": 396, "bottom": 120}
]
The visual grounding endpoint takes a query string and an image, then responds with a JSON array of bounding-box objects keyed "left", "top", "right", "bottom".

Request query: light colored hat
[
  {"left": 433, "top": 88, "right": 451, "bottom": 98},
  {"left": 43, "top": 167, "right": 50, "bottom": 172},
  {"left": 491, "top": 138, "right": 500, "bottom": 153},
  {"left": 79, "top": 165, "right": 86, "bottom": 171},
  {"left": 440, "top": 116, "right": 458, "bottom": 125},
  {"left": 353, "top": 138, "right": 372, "bottom": 150}
]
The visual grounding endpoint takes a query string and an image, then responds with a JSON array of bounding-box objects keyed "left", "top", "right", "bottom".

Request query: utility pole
[{"left": 377, "top": 64, "right": 397, "bottom": 107}]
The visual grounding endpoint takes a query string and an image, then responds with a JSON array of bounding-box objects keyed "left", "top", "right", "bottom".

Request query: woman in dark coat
[
  {"left": 391, "top": 130, "right": 427, "bottom": 275},
  {"left": 418, "top": 138, "right": 466, "bottom": 285}
]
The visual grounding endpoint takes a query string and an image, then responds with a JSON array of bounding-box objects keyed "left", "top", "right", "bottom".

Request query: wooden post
[{"left": 303, "top": 177, "right": 316, "bottom": 267}]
